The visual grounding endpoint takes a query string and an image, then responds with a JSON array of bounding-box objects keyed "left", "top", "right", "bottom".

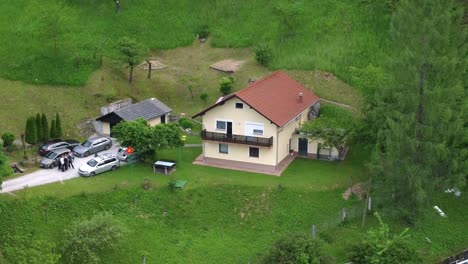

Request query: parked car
[
  {"left": 78, "top": 153, "right": 120, "bottom": 177},
  {"left": 39, "top": 139, "right": 80, "bottom": 156},
  {"left": 39, "top": 148, "right": 72, "bottom": 169},
  {"left": 73, "top": 137, "right": 112, "bottom": 157},
  {"left": 117, "top": 147, "right": 138, "bottom": 162}
]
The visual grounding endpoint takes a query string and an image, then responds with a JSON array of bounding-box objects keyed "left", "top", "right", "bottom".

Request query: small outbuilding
[{"left": 96, "top": 98, "right": 172, "bottom": 135}]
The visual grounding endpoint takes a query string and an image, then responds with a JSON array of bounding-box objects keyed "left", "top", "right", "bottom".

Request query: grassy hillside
[{"left": 0, "top": 0, "right": 389, "bottom": 86}]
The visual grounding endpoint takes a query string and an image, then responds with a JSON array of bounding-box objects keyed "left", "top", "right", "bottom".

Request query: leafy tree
[
  {"left": 25, "top": 117, "right": 37, "bottom": 144},
  {"left": 274, "top": 1, "right": 302, "bottom": 46},
  {"left": 112, "top": 119, "right": 183, "bottom": 162},
  {"left": 50, "top": 118, "right": 57, "bottom": 139},
  {"left": 302, "top": 105, "right": 357, "bottom": 160},
  {"left": 254, "top": 42, "right": 272, "bottom": 67},
  {"left": 62, "top": 212, "right": 124, "bottom": 264},
  {"left": 2, "top": 234, "right": 60, "bottom": 264},
  {"left": 42, "top": 113, "right": 50, "bottom": 141},
  {"left": 0, "top": 147, "right": 14, "bottom": 186},
  {"left": 55, "top": 113, "right": 62, "bottom": 138},
  {"left": 35, "top": 113, "right": 43, "bottom": 142},
  {"left": 200, "top": 92, "right": 209, "bottom": 104},
  {"left": 261, "top": 234, "right": 332, "bottom": 264},
  {"left": 219, "top": 76, "right": 234, "bottom": 95},
  {"left": 349, "top": 212, "right": 418, "bottom": 263},
  {"left": 369, "top": 0, "right": 466, "bottom": 222},
  {"left": 1, "top": 132, "right": 15, "bottom": 148},
  {"left": 115, "top": 37, "right": 147, "bottom": 83},
  {"left": 35, "top": 1, "right": 70, "bottom": 55}
]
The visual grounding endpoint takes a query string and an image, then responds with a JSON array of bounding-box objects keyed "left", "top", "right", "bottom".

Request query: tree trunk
[
  {"left": 21, "top": 134, "right": 28, "bottom": 160},
  {"left": 129, "top": 65, "right": 134, "bottom": 83},
  {"left": 147, "top": 60, "right": 152, "bottom": 79}
]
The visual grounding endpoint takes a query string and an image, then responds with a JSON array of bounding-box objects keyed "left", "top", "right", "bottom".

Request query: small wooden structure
[
  {"left": 210, "top": 59, "right": 244, "bottom": 73},
  {"left": 153, "top": 161, "right": 176, "bottom": 175}
]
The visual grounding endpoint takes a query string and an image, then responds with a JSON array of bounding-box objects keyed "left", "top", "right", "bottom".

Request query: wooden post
[
  {"left": 142, "top": 255, "right": 146, "bottom": 264},
  {"left": 147, "top": 60, "right": 152, "bottom": 79},
  {"left": 368, "top": 196, "right": 372, "bottom": 211},
  {"left": 312, "top": 224, "right": 316, "bottom": 239},
  {"left": 361, "top": 178, "right": 372, "bottom": 228},
  {"left": 342, "top": 208, "right": 346, "bottom": 222}
]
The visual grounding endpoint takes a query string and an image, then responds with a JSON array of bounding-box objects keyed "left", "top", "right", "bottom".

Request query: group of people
[{"left": 58, "top": 153, "right": 74, "bottom": 172}]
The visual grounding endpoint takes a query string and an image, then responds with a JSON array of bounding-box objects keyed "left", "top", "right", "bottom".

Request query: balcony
[{"left": 201, "top": 130, "right": 273, "bottom": 147}]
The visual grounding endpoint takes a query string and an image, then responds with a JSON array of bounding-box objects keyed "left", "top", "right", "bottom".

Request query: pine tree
[
  {"left": 55, "top": 113, "right": 62, "bottom": 138},
  {"left": 42, "top": 113, "right": 49, "bottom": 141},
  {"left": 25, "top": 117, "right": 37, "bottom": 144},
  {"left": 35, "top": 113, "right": 43, "bottom": 142},
  {"left": 370, "top": 0, "right": 466, "bottom": 222},
  {"left": 50, "top": 119, "right": 56, "bottom": 139}
]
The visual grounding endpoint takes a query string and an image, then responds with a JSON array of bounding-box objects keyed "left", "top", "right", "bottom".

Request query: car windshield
[
  {"left": 87, "top": 159, "right": 98, "bottom": 167},
  {"left": 45, "top": 152, "right": 58, "bottom": 159},
  {"left": 82, "top": 140, "right": 92, "bottom": 147}
]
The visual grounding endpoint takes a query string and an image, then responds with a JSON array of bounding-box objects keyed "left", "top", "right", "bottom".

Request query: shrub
[
  {"left": 2, "top": 234, "right": 60, "bottom": 264},
  {"left": 1, "top": 132, "right": 15, "bottom": 147},
  {"left": 141, "top": 178, "right": 153, "bottom": 190},
  {"left": 219, "top": 76, "right": 234, "bottom": 95},
  {"left": 254, "top": 42, "right": 272, "bottom": 67},
  {"left": 178, "top": 117, "right": 193, "bottom": 129},
  {"left": 196, "top": 25, "right": 209, "bottom": 39},
  {"left": 200, "top": 92, "right": 208, "bottom": 103},
  {"left": 261, "top": 234, "right": 332, "bottom": 264},
  {"left": 25, "top": 117, "right": 37, "bottom": 144}
]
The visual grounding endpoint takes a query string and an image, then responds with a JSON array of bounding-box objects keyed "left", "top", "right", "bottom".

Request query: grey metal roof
[{"left": 114, "top": 98, "right": 172, "bottom": 121}]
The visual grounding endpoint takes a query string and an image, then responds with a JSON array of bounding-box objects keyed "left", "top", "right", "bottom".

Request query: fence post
[
  {"left": 342, "top": 208, "right": 347, "bottom": 222},
  {"left": 142, "top": 255, "right": 146, "bottom": 264},
  {"left": 368, "top": 196, "right": 372, "bottom": 211},
  {"left": 312, "top": 224, "right": 316, "bottom": 239}
]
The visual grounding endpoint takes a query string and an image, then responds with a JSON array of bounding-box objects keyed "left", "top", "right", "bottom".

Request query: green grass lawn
[{"left": 1, "top": 146, "right": 465, "bottom": 263}]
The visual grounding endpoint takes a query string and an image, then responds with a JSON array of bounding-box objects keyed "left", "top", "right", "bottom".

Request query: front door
[
  {"left": 227, "top": 122, "right": 233, "bottom": 138},
  {"left": 298, "top": 138, "right": 308, "bottom": 156}
]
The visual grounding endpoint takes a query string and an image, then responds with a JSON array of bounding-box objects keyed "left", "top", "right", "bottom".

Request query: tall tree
[
  {"left": 50, "top": 118, "right": 57, "bottom": 139},
  {"left": 115, "top": 37, "right": 147, "bottom": 83},
  {"left": 25, "top": 117, "right": 37, "bottom": 144},
  {"left": 55, "top": 113, "right": 62, "bottom": 138},
  {"left": 42, "top": 113, "right": 49, "bottom": 141},
  {"left": 370, "top": 0, "right": 466, "bottom": 222},
  {"left": 35, "top": 113, "right": 43, "bottom": 142}
]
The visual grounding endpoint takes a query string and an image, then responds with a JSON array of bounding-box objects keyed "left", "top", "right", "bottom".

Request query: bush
[
  {"left": 2, "top": 234, "right": 60, "bottom": 264},
  {"left": 141, "top": 178, "right": 153, "bottom": 190},
  {"left": 1, "top": 132, "right": 15, "bottom": 147},
  {"left": 254, "top": 42, "right": 272, "bottom": 67},
  {"left": 196, "top": 25, "right": 209, "bottom": 39},
  {"left": 178, "top": 117, "right": 193, "bottom": 129},
  {"left": 219, "top": 76, "right": 234, "bottom": 95},
  {"left": 62, "top": 212, "right": 125, "bottom": 264},
  {"left": 261, "top": 234, "right": 332, "bottom": 264},
  {"left": 200, "top": 93, "right": 208, "bottom": 103}
]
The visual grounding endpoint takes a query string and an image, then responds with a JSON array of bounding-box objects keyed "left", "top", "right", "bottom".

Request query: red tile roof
[{"left": 193, "top": 71, "right": 319, "bottom": 127}]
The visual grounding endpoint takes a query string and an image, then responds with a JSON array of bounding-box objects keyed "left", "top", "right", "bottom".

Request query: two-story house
[{"left": 192, "top": 71, "right": 339, "bottom": 175}]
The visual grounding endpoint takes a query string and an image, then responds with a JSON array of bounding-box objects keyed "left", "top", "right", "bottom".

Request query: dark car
[
  {"left": 73, "top": 136, "right": 112, "bottom": 157},
  {"left": 39, "top": 148, "right": 72, "bottom": 169},
  {"left": 39, "top": 139, "right": 80, "bottom": 156}
]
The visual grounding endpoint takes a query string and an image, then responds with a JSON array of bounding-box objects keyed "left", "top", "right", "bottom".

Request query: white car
[{"left": 78, "top": 153, "right": 120, "bottom": 177}]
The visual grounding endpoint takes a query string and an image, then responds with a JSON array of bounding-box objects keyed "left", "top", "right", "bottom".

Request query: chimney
[{"left": 298, "top": 92, "right": 303, "bottom": 102}]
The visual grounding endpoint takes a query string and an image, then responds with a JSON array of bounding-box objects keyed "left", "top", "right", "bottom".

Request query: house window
[
  {"left": 249, "top": 147, "right": 259, "bottom": 158},
  {"left": 235, "top": 103, "right": 244, "bottom": 109},
  {"left": 219, "top": 144, "right": 229, "bottom": 154},
  {"left": 216, "top": 121, "right": 226, "bottom": 130},
  {"left": 253, "top": 129, "right": 263, "bottom": 135}
]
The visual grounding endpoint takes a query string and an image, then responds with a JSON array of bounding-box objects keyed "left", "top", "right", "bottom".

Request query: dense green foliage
[
  {"left": 25, "top": 117, "right": 37, "bottom": 144},
  {"left": 219, "top": 76, "right": 234, "bottom": 95},
  {"left": 0, "top": 0, "right": 389, "bottom": 85},
  {"left": 199, "top": 93, "right": 208, "bottom": 104},
  {"left": 115, "top": 37, "right": 147, "bottom": 83},
  {"left": 2, "top": 234, "right": 60, "bottom": 264},
  {"left": 0, "top": 147, "right": 13, "bottom": 182},
  {"left": 348, "top": 213, "right": 418, "bottom": 263},
  {"left": 368, "top": 0, "right": 467, "bottom": 223},
  {"left": 302, "top": 105, "right": 357, "bottom": 159},
  {"left": 35, "top": 113, "right": 43, "bottom": 142},
  {"left": 254, "top": 42, "right": 273, "bottom": 67},
  {"left": 54, "top": 113, "right": 62, "bottom": 138},
  {"left": 1, "top": 132, "right": 15, "bottom": 148},
  {"left": 178, "top": 117, "right": 193, "bottom": 129},
  {"left": 41, "top": 113, "right": 50, "bottom": 142},
  {"left": 261, "top": 234, "right": 331, "bottom": 264},
  {"left": 62, "top": 212, "right": 125, "bottom": 264},
  {"left": 112, "top": 119, "right": 183, "bottom": 162}
]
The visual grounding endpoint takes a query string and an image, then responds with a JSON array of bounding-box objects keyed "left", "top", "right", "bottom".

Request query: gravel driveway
[{"left": 1, "top": 144, "right": 121, "bottom": 194}]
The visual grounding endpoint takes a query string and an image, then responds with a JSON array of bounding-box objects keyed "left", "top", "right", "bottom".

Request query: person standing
[
  {"left": 68, "top": 153, "right": 75, "bottom": 169},
  {"left": 64, "top": 154, "right": 69, "bottom": 171},
  {"left": 58, "top": 156, "right": 63, "bottom": 171},
  {"left": 60, "top": 156, "right": 65, "bottom": 172}
]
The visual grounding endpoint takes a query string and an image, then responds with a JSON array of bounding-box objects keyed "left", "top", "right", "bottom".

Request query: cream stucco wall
[
  {"left": 203, "top": 98, "right": 277, "bottom": 165},
  {"left": 102, "top": 122, "right": 110, "bottom": 135},
  {"left": 147, "top": 113, "right": 170, "bottom": 126},
  {"left": 276, "top": 107, "right": 310, "bottom": 162}
]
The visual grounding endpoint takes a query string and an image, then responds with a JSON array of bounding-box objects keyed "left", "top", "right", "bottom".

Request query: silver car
[
  {"left": 39, "top": 148, "right": 72, "bottom": 169},
  {"left": 73, "top": 137, "right": 112, "bottom": 157},
  {"left": 78, "top": 153, "right": 120, "bottom": 177}
]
